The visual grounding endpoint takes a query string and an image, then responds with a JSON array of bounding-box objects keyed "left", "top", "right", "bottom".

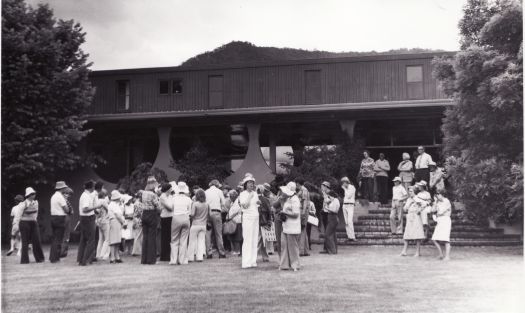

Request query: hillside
[{"left": 180, "top": 41, "right": 445, "bottom": 67}]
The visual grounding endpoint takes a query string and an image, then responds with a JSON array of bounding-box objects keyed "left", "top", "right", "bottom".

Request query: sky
[{"left": 26, "top": 0, "right": 468, "bottom": 70}]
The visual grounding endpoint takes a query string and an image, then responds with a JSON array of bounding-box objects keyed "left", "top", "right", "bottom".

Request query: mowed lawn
[{"left": 1, "top": 244, "right": 523, "bottom": 313}]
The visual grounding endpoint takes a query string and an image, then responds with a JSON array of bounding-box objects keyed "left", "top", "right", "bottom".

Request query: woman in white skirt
[
  {"left": 121, "top": 195, "right": 135, "bottom": 255},
  {"left": 108, "top": 190, "right": 126, "bottom": 263},
  {"left": 400, "top": 187, "right": 425, "bottom": 257},
  {"left": 431, "top": 190, "right": 452, "bottom": 261},
  {"left": 239, "top": 173, "right": 260, "bottom": 269}
]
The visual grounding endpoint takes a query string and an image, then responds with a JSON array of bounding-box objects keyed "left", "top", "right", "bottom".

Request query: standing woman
[
  {"left": 340, "top": 177, "right": 356, "bottom": 242},
  {"left": 226, "top": 190, "right": 242, "bottom": 256},
  {"left": 18, "top": 187, "right": 45, "bottom": 264},
  {"left": 239, "top": 174, "right": 260, "bottom": 269},
  {"left": 279, "top": 182, "right": 302, "bottom": 271},
  {"left": 159, "top": 183, "right": 174, "bottom": 261},
  {"left": 398, "top": 153, "right": 414, "bottom": 193},
  {"left": 358, "top": 150, "right": 376, "bottom": 202},
  {"left": 400, "top": 186, "right": 425, "bottom": 257},
  {"left": 132, "top": 192, "right": 144, "bottom": 256},
  {"left": 187, "top": 189, "right": 209, "bottom": 262},
  {"left": 141, "top": 176, "right": 161, "bottom": 265},
  {"left": 321, "top": 190, "right": 340, "bottom": 255},
  {"left": 108, "top": 190, "right": 125, "bottom": 263},
  {"left": 121, "top": 195, "right": 135, "bottom": 255},
  {"left": 431, "top": 190, "right": 452, "bottom": 261},
  {"left": 170, "top": 182, "right": 192, "bottom": 265}
]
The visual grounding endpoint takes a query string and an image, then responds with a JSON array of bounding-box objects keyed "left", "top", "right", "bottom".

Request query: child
[
  {"left": 108, "top": 190, "right": 125, "bottom": 263},
  {"left": 400, "top": 187, "right": 425, "bottom": 257},
  {"left": 431, "top": 190, "right": 452, "bottom": 261}
]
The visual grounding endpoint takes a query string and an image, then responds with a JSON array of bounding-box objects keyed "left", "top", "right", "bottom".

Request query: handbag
[{"left": 222, "top": 219, "right": 237, "bottom": 235}]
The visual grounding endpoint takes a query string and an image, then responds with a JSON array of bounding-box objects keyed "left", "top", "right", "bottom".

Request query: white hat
[
  {"left": 428, "top": 161, "right": 437, "bottom": 167},
  {"left": 392, "top": 177, "right": 402, "bottom": 182},
  {"left": 340, "top": 177, "right": 350, "bottom": 183},
  {"left": 419, "top": 180, "right": 428, "bottom": 186},
  {"left": 279, "top": 182, "right": 297, "bottom": 197},
  {"left": 241, "top": 173, "right": 256, "bottom": 185},
  {"left": 169, "top": 181, "right": 179, "bottom": 193},
  {"left": 177, "top": 181, "right": 189, "bottom": 194},
  {"left": 122, "top": 194, "right": 133, "bottom": 204},
  {"left": 55, "top": 181, "right": 68, "bottom": 190},
  {"left": 110, "top": 190, "right": 121, "bottom": 201},
  {"left": 25, "top": 187, "right": 36, "bottom": 197}
]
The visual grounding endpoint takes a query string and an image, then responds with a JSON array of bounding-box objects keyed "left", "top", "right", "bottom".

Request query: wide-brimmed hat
[
  {"left": 110, "top": 190, "right": 121, "bottom": 201},
  {"left": 25, "top": 187, "right": 36, "bottom": 197},
  {"left": 241, "top": 173, "right": 256, "bottom": 185},
  {"left": 392, "top": 177, "right": 402, "bottom": 182},
  {"left": 340, "top": 177, "right": 350, "bottom": 183},
  {"left": 122, "top": 194, "right": 133, "bottom": 204},
  {"left": 280, "top": 182, "right": 297, "bottom": 197},
  {"left": 55, "top": 181, "right": 68, "bottom": 190},
  {"left": 321, "top": 181, "right": 331, "bottom": 189},
  {"left": 177, "top": 181, "right": 189, "bottom": 194}
]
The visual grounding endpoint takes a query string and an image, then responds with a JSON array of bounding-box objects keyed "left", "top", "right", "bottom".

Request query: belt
[
  {"left": 343, "top": 202, "right": 354, "bottom": 205},
  {"left": 211, "top": 209, "right": 222, "bottom": 213}
]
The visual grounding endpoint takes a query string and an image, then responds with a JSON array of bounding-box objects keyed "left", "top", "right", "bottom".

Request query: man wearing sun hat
[
  {"left": 390, "top": 177, "right": 408, "bottom": 235},
  {"left": 77, "top": 180, "right": 97, "bottom": 266},
  {"left": 49, "top": 181, "right": 69, "bottom": 263}
]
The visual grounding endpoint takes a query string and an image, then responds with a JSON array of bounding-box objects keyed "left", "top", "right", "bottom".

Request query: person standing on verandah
[
  {"left": 390, "top": 177, "right": 408, "bottom": 235},
  {"left": 278, "top": 182, "right": 301, "bottom": 271},
  {"left": 239, "top": 173, "right": 260, "bottom": 269},
  {"left": 397, "top": 152, "right": 414, "bottom": 193},
  {"left": 374, "top": 153, "right": 391, "bottom": 207},
  {"left": 358, "top": 150, "right": 375, "bottom": 202},
  {"left": 414, "top": 146, "right": 433, "bottom": 184},
  {"left": 340, "top": 177, "right": 356, "bottom": 242}
]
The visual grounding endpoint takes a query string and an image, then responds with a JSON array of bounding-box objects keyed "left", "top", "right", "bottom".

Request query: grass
[{"left": 1, "top": 244, "right": 523, "bottom": 313}]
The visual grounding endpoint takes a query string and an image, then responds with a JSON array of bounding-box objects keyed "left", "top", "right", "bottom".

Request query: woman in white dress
[
  {"left": 279, "top": 182, "right": 302, "bottom": 271},
  {"left": 431, "top": 190, "right": 452, "bottom": 261},
  {"left": 400, "top": 187, "right": 425, "bottom": 257},
  {"left": 121, "top": 195, "right": 135, "bottom": 255},
  {"left": 239, "top": 173, "right": 260, "bottom": 269},
  {"left": 108, "top": 190, "right": 126, "bottom": 263}
]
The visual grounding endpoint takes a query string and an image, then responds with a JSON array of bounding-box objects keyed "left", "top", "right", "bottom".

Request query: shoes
[
  {"left": 110, "top": 260, "right": 115, "bottom": 264},
  {"left": 6, "top": 250, "right": 14, "bottom": 256},
  {"left": 262, "top": 259, "right": 270, "bottom": 262},
  {"left": 91, "top": 258, "right": 98, "bottom": 263},
  {"left": 115, "top": 259, "right": 123, "bottom": 263},
  {"left": 79, "top": 263, "right": 87, "bottom": 266},
  {"left": 319, "top": 251, "right": 328, "bottom": 254},
  {"left": 219, "top": 254, "right": 226, "bottom": 259},
  {"left": 207, "top": 255, "right": 213, "bottom": 259}
]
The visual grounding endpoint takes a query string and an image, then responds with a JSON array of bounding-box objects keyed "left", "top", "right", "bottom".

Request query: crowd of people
[{"left": 7, "top": 145, "right": 452, "bottom": 269}]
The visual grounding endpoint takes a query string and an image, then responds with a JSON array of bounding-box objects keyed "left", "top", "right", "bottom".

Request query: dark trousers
[
  {"left": 360, "top": 177, "right": 374, "bottom": 201},
  {"left": 324, "top": 213, "right": 339, "bottom": 254},
  {"left": 321, "top": 211, "right": 328, "bottom": 233},
  {"left": 49, "top": 216, "right": 66, "bottom": 263},
  {"left": 77, "top": 215, "right": 96, "bottom": 265},
  {"left": 19, "top": 220, "right": 45, "bottom": 264},
  {"left": 376, "top": 176, "right": 389, "bottom": 205},
  {"left": 306, "top": 223, "right": 312, "bottom": 249},
  {"left": 160, "top": 217, "right": 172, "bottom": 261},
  {"left": 415, "top": 168, "right": 430, "bottom": 184},
  {"left": 274, "top": 218, "right": 282, "bottom": 256},
  {"left": 60, "top": 215, "right": 71, "bottom": 257},
  {"left": 141, "top": 210, "right": 158, "bottom": 264}
]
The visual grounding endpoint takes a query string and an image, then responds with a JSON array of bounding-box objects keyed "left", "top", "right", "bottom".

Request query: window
[
  {"left": 172, "top": 79, "right": 182, "bottom": 94},
  {"left": 209, "top": 75, "right": 223, "bottom": 108},
  {"left": 305, "top": 70, "right": 321, "bottom": 105},
  {"left": 116, "top": 80, "right": 130, "bottom": 111},
  {"left": 406, "top": 65, "right": 423, "bottom": 99},
  {"left": 159, "top": 80, "right": 169, "bottom": 95}
]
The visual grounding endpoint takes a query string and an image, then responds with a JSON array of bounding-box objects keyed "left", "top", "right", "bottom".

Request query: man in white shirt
[
  {"left": 49, "top": 181, "right": 69, "bottom": 263},
  {"left": 374, "top": 153, "right": 391, "bottom": 206},
  {"left": 415, "top": 146, "right": 433, "bottom": 184},
  {"left": 77, "top": 180, "right": 97, "bottom": 266},
  {"left": 205, "top": 179, "right": 226, "bottom": 258},
  {"left": 341, "top": 177, "right": 356, "bottom": 241},
  {"left": 390, "top": 177, "right": 408, "bottom": 234}
]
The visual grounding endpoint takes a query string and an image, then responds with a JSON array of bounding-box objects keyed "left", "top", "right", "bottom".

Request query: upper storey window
[
  {"left": 172, "top": 79, "right": 183, "bottom": 94},
  {"left": 116, "top": 80, "right": 130, "bottom": 111},
  {"left": 159, "top": 80, "right": 169, "bottom": 95},
  {"left": 159, "top": 79, "right": 182, "bottom": 95},
  {"left": 406, "top": 65, "right": 423, "bottom": 99},
  {"left": 209, "top": 75, "right": 223, "bottom": 108},
  {"left": 305, "top": 70, "right": 321, "bottom": 105}
]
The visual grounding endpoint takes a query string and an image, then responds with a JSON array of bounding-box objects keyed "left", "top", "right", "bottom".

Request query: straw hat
[
  {"left": 55, "top": 181, "right": 68, "bottom": 190},
  {"left": 110, "top": 190, "right": 121, "bottom": 201},
  {"left": 25, "top": 187, "right": 36, "bottom": 197},
  {"left": 279, "top": 182, "right": 297, "bottom": 197},
  {"left": 241, "top": 173, "right": 256, "bottom": 185},
  {"left": 177, "top": 181, "right": 189, "bottom": 194}
]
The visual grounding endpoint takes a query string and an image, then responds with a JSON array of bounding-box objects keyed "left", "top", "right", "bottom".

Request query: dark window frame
[
  {"left": 406, "top": 65, "right": 424, "bottom": 100},
  {"left": 159, "top": 79, "right": 170, "bottom": 95},
  {"left": 116, "top": 80, "right": 130, "bottom": 112}
]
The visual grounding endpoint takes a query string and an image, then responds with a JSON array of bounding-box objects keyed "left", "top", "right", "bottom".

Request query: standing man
[
  {"left": 60, "top": 187, "right": 74, "bottom": 257},
  {"left": 295, "top": 177, "right": 310, "bottom": 256},
  {"left": 341, "top": 177, "right": 356, "bottom": 242},
  {"left": 77, "top": 181, "right": 97, "bottom": 266},
  {"left": 415, "top": 146, "right": 433, "bottom": 184},
  {"left": 49, "top": 181, "right": 69, "bottom": 263},
  {"left": 390, "top": 177, "right": 408, "bottom": 235},
  {"left": 205, "top": 179, "right": 226, "bottom": 259},
  {"left": 374, "top": 153, "right": 391, "bottom": 206}
]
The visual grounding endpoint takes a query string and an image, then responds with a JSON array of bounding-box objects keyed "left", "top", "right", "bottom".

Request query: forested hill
[{"left": 180, "top": 41, "right": 445, "bottom": 67}]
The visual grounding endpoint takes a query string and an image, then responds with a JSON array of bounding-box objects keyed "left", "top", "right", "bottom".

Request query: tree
[
  {"left": 171, "top": 141, "right": 233, "bottom": 188},
  {"left": 117, "top": 162, "right": 169, "bottom": 195},
  {"left": 1, "top": 0, "right": 94, "bottom": 191},
  {"left": 433, "top": 0, "right": 523, "bottom": 224}
]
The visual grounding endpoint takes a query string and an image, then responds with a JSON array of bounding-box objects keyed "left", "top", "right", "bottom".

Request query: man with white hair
[{"left": 415, "top": 146, "right": 433, "bottom": 184}]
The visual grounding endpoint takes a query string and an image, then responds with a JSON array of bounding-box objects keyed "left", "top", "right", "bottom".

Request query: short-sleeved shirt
[
  {"left": 392, "top": 185, "right": 408, "bottom": 201},
  {"left": 342, "top": 185, "right": 356, "bottom": 204},
  {"left": 172, "top": 194, "right": 192, "bottom": 216},
  {"left": 191, "top": 201, "right": 208, "bottom": 225},
  {"left": 50, "top": 191, "right": 67, "bottom": 216},
  {"left": 205, "top": 186, "right": 225, "bottom": 212},
  {"left": 79, "top": 190, "right": 94, "bottom": 216},
  {"left": 415, "top": 152, "right": 433, "bottom": 169}
]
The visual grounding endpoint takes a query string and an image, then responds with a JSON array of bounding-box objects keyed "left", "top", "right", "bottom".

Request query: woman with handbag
[
  {"left": 279, "top": 182, "right": 301, "bottom": 271},
  {"left": 239, "top": 173, "right": 260, "bottom": 269},
  {"left": 225, "top": 190, "right": 242, "bottom": 256},
  {"left": 187, "top": 189, "right": 209, "bottom": 262}
]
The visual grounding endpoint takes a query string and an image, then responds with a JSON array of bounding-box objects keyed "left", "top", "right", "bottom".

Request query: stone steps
[
  {"left": 354, "top": 225, "right": 504, "bottom": 233},
  {"left": 311, "top": 238, "right": 523, "bottom": 247}
]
